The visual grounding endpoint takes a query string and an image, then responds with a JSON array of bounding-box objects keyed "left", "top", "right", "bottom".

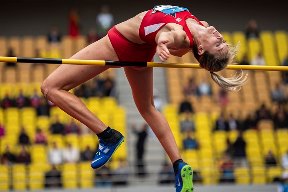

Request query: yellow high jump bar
[{"left": 0, "top": 56, "right": 287, "bottom": 71}]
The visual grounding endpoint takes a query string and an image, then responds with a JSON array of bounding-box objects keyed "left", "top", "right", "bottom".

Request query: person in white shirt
[
  {"left": 62, "top": 142, "right": 80, "bottom": 163},
  {"left": 48, "top": 142, "right": 63, "bottom": 165},
  {"left": 96, "top": 5, "right": 114, "bottom": 38},
  {"left": 251, "top": 52, "right": 265, "bottom": 66},
  {"left": 281, "top": 151, "right": 288, "bottom": 169}
]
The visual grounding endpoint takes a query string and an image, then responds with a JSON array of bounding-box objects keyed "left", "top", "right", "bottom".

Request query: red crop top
[{"left": 139, "top": 5, "right": 204, "bottom": 47}]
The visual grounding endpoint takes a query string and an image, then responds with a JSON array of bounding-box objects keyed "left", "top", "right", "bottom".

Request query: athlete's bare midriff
[
  {"left": 115, "top": 11, "right": 148, "bottom": 44},
  {"left": 115, "top": 11, "right": 187, "bottom": 45}
]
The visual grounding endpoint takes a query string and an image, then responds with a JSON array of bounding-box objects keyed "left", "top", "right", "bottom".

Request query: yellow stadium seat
[
  {"left": 62, "top": 36, "right": 73, "bottom": 58},
  {"left": 267, "top": 167, "right": 282, "bottom": 183},
  {"left": 31, "top": 145, "right": 47, "bottom": 163},
  {"left": 0, "top": 165, "right": 9, "bottom": 191},
  {"left": 75, "top": 36, "right": 87, "bottom": 53},
  {"left": 36, "top": 116, "right": 50, "bottom": 133},
  {"left": 234, "top": 167, "right": 250, "bottom": 184},
  {"left": 222, "top": 32, "right": 232, "bottom": 44},
  {"left": 213, "top": 131, "right": 227, "bottom": 156},
  {"left": 232, "top": 32, "right": 247, "bottom": 61},
  {"left": 12, "top": 164, "right": 27, "bottom": 190},
  {"left": 79, "top": 162, "right": 94, "bottom": 188},
  {"left": 183, "top": 150, "right": 200, "bottom": 170},
  {"left": 275, "top": 31, "right": 287, "bottom": 63},
  {"left": 20, "top": 107, "right": 37, "bottom": 136},
  {"left": 50, "top": 107, "right": 70, "bottom": 124},
  {"left": 251, "top": 167, "right": 266, "bottom": 184},
  {"left": 28, "top": 164, "right": 46, "bottom": 190},
  {"left": 48, "top": 135, "right": 64, "bottom": 148},
  {"left": 201, "top": 167, "right": 218, "bottom": 185},
  {"left": 0, "top": 108, "right": 4, "bottom": 124},
  {"left": 0, "top": 135, "right": 18, "bottom": 153},
  {"left": 247, "top": 38, "right": 261, "bottom": 61},
  {"left": 62, "top": 163, "right": 78, "bottom": 189},
  {"left": 260, "top": 31, "right": 278, "bottom": 66},
  {"left": 80, "top": 134, "right": 97, "bottom": 151},
  {"left": 65, "top": 134, "right": 80, "bottom": 148},
  {"left": 87, "top": 97, "right": 100, "bottom": 114}
]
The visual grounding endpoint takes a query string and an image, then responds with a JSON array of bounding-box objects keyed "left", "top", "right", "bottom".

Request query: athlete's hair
[{"left": 192, "top": 43, "right": 247, "bottom": 91}]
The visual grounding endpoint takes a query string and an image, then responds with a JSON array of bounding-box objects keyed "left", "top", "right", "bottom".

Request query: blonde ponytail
[{"left": 210, "top": 70, "right": 248, "bottom": 91}]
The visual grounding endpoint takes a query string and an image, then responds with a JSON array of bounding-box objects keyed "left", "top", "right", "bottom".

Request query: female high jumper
[{"left": 41, "top": 5, "right": 247, "bottom": 192}]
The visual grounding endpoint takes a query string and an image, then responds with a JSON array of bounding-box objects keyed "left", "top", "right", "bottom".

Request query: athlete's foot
[
  {"left": 91, "top": 130, "right": 124, "bottom": 169},
  {"left": 175, "top": 162, "right": 193, "bottom": 192}
]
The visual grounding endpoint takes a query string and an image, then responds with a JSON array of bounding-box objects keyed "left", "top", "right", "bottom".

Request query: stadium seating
[{"left": 0, "top": 30, "right": 287, "bottom": 189}]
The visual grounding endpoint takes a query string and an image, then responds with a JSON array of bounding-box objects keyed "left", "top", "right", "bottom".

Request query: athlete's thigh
[
  {"left": 44, "top": 36, "right": 119, "bottom": 90},
  {"left": 124, "top": 67, "right": 154, "bottom": 109}
]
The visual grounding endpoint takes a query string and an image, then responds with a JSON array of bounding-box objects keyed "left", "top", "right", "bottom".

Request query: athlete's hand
[{"left": 156, "top": 41, "right": 170, "bottom": 62}]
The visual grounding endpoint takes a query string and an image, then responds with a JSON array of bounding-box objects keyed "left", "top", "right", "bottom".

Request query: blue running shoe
[
  {"left": 91, "top": 135, "right": 124, "bottom": 169},
  {"left": 175, "top": 162, "right": 193, "bottom": 192}
]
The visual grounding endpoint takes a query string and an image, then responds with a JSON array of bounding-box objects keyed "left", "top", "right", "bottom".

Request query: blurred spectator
[
  {"left": 95, "top": 165, "right": 112, "bottom": 187},
  {"left": 273, "top": 109, "right": 288, "bottom": 129},
  {"left": 180, "top": 112, "right": 195, "bottom": 133},
  {"left": 0, "top": 145, "right": 16, "bottom": 165},
  {"left": 103, "top": 77, "right": 116, "bottom": 97},
  {"left": 132, "top": 123, "right": 148, "bottom": 177},
  {"left": 112, "top": 159, "right": 129, "bottom": 186},
  {"left": 224, "top": 138, "right": 234, "bottom": 158},
  {"left": 158, "top": 160, "right": 175, "bottom": 184},
  {"left": 87, "top": 28, "right": 99, "bottom": 44},
  {"left": 68, "top": 8, "right": 80, "bottom": 38},
  {"left": 265, "top": 150, "right": 277, "bottom": 167},
  {"left": 214, "top": 112, "right": 228, "bottom": 131},
  {"left": 81, "top": 145, "right": 94, "bottom": 161},
  {"left": 62, "top": 142, "right": 80, "bottom": 163},
  {"left": 178, "top": 95, "right": 194, "bottom": 114},
  {"left": 183, "top": 131, "right": 199, "bottom": 150},
  {"left": 65, "top": 118, "right": 80, "bottom": 135},
  {"left": 0, "top": 123, "right": 5, "bottom": 138},
  {"left": 245, "top": 19, "right": 260, "bottom": 39},
  {"left": 74, "top": 84, "right": 90, "bottom": 98},
  {"left": 271, "top": 83, "right": 287, "bottom": 104},
  {"left": 50, "top": 116, "right": 65, "bottom": 135},
  {"left": 18, "top": 127, "right": 31, "bottom": 146},
  {"left": 16, "top": 89, "right": 29, "bottom": 108},
  {"left": 5, "top": 47, "right": 17, "bottom": 67},
  {"left": 17, "top": 145, "right": 31, "bottom": 164},
  {"left": 255, "top": 103, "right": 272, "bottom": 122},
  {"left": 1, "top": 93, "right": 15, "bottom": 109},
  {"left": 227, "top": 113, "right": 239, "bottom": 131},
  {"left": 251, "top": 52, "right": 265, "bottom": 66},
  {"left": 281, "top": 151, "right": 288, "bottom": 169},
  {"left": 219, "top": 154, "right": 235, "bottom": 183},
  {"left": 239, "top": 53, "right": 250, "bottom": 65},
  {"left": 242, "top": 113, "right": 257, "bottom": 130},
  {"left": 196, "top": 80, "right": 212, "bottom": 97},
  {"left": 218, "top": 88, "right": 229, "bottom": 108},
  {"left": 48, "top": 142, "right": 63, "bottom": 165},
  {"left": 183, "top": 77, "right": 197, "bottom": 96},
  {"left": 34, "top": 128, "right": 48, "bottom": 145},
  {"left": 232, "top": 131, "right": 247, "bottom": 167},
  {"left": 36, "top": 97, "right": 50, "bottom": 116},
  {"left": 96, "top": 5, "right": 114, "bottom": 38},
  {"left": 30, "top": 89, "right": 41, "bottom": 108},
  {"left": 281, "top": 55, "right": 288, "bottom": 84},
  {"left": 45, "top": 165, "right": 62, "bottom": 188},
  {"left": 47, "top": 26, "right": 62, "bottom": 44}
]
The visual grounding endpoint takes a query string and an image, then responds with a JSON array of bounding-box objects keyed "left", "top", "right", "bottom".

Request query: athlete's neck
[{"left": 185, "top": 18, "right": 206, "bottom": 45}]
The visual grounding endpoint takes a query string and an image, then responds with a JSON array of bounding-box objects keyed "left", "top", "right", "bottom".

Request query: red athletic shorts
[{"left": 107, "top": 26, "right": 156, "bottom": 62}]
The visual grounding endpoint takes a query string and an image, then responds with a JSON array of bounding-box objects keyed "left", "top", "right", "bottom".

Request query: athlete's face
[{"left": 197, "top": 26, "right": 229, "bottom": 57}]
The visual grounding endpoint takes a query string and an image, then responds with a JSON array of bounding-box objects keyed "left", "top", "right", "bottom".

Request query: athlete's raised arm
[{"left": 156, "top": 29, "right": 188, "bottom": 61}]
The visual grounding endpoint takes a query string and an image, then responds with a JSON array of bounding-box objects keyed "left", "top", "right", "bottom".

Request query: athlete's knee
[
  {"left": 137, "top": 104, "right": 156, "bottom": 117},
  {"left": 41, "top": 78, "right": 57, "bottom": 99}
]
